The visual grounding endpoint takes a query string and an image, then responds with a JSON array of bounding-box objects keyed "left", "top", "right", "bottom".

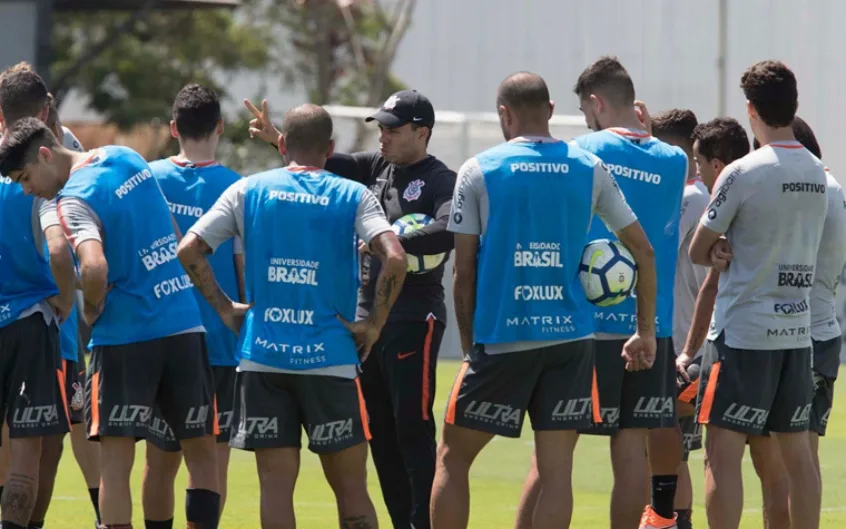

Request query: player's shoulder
[
  {"left": 148, "top": 157, "right": 176, "bottom": 176},
  {"left": 572, "top": 130, "right": 612, "bottom": 151},
  {"left": 61, "top": 126, "right": 83, "bottom": 152},
  {"left": 685, "top": 178, "right": 710, "bottom": 199}
]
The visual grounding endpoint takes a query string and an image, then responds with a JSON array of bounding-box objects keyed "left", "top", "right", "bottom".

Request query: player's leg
[
  {"left": 431, "top": 348, "right": 540, "bottom": 529},
  {"left": 673, "top": 417, "right": 701, "bottom": 529},
  {"left": 229, "top": 371, "right": 303, "bottom": 528},
  {"left": 514, "top": 451, "right": 540, "bottom": 529},
  {"left": 381, "top": 316, "right": 444, "bottom": 529},
  {"left": 296, "top": 374, "right": 377, "bottom": 526},
  {"left": 0, "top": 424, "right": 8, "bottom": 500},
  {"left": 809, "top": 337, "right": 837, "bottom": 491},
  {"left": 644, "top": 425, "right": 683, "bottom": 525},
  {"left": 748, "top": 434, "right": 790, "bottom": 529},
  {"left": 69, "top": 345, "right": 102, "bottom": 524},
  {"left": 767, "top": 347, "right": 820, "bottom": 529},
  {"left": 88, "top": 339, "right": 162, "bottom": 526},
  {"left": 529, "top": 340, "right": 597, "bottom": 529},
  {"left": 2, "top": 315, "right": 70, "bottom": 528},
  {"left": 357, "top": 331, "right": 412, "bottom": 527},
  {"left": 158, "top": 333, "right": 220, "bottom": 528},
  {"left": 204, "top": 366, "right": 236, "bottom": 516},
  {"left": 696, "top": 335, "right": 777, "bottom": 529},
  {"left": 142, "top": 412, "right": 182, "bottom": 529},
  {"left": 28, "top": 433, "right": 64, "bottom": 528}
]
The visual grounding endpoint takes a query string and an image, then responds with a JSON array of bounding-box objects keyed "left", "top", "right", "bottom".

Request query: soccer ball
[
  {"left": 579, "top": 239, "right": 637, "bottom": 306},
  {"left": 391, "top": 213, "right": 447, "bottom": 274}
]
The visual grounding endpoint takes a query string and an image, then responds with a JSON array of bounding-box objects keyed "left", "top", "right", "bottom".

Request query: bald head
[
  {"left": 496, "top": 72, "right": 551, "bottom": 114},
  {"left": 280, "top": 104, "right": 333, "bottom": 154}
]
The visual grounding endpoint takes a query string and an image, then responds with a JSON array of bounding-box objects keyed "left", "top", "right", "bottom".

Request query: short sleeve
[
  {"left": 700, "top": 164, "right": 744, "bottom": 234},
  {"left": 355, "top": 189, "right": 392, "bottom": 244},
  {"left": 56, "top": 197, "right": 104, "bottom": 249},
  {"left": 679, "top": 185, "right": 710, "bottom": 250},
  {"left": 591, "top": 162, "right": 637, "bottom": 233},
  {"left": 36, "top": 198, "right": 60, "bottom": 230},
  {"left": 187, "top": 179, "right": 246, "bottom": 251},
  {"left": 447, "top": 157, "right": 484, "bottom": 235},
  {"left": 232, "top": 236, "right": 244, "bottom": 255}
]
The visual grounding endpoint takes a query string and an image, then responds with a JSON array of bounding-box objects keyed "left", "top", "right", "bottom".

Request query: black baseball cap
[{"left": 365, "top": 90, "right": 435, "bottom": 129}]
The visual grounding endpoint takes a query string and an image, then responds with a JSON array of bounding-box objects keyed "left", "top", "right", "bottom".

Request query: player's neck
[
  {"left": 754, "top": 125, "right": 796, "bottom": 147},
  {"left": 512, "top": 126, "right": 552, "bottom": 140},
  {"left": 176, "top": 140, "right": 217, "bottom": 164},
  {"left": 603, "top": 108, "right": 647, "bottom": 133},
  {"left": 65, "top": 149, "right": 88, "bottom": 182},
  {"left": 285, "top": 156, "right": 325, "bottom": 170}
]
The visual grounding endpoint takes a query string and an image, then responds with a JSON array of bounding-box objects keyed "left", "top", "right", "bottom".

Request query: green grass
[{"left": 47, "top": 360, "right": 846, "bottom": 528}]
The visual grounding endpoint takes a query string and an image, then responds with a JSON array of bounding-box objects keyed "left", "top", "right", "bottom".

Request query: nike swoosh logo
[
  {"left": 397, "top": 351, "right": 416, "bottom": 359},
  {"left": 412, "top": 117, "right": 424, "bottom": 122}
]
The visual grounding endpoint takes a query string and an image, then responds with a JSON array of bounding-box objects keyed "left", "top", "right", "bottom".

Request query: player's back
[
  {"left": 810, "top": 169, "right": 846, "bottom": 343},
  {"left": 0, "top": 177, "right": 57, "bottom": 327},
  {"left": 59, "top": 146, "right": 202, "bottom": 346},
  {"left": 467, "top": 138, "right": 599, "bottom": 344},
  {"left": 239, "top": 167, "right": 365, "bottom": 370},
  {"left": 710, "top": 143, "right": 828, "bottom": 348},
  {"left": 150, "top": 158, "right": 242, "bottom": 366},
  {"left": 574, "top": 128, "right": 688, "bottom": 336}
]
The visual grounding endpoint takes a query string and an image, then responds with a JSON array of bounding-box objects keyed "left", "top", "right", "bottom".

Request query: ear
[
  {"left": 745, "top": 100, "right": 756, "bottom": 120},
  {"left": 216, "top": 119, "right": 224, "bottom": 137},
  {"left": 548, "top": 100, "right": 555, "bottom": 119},
  {"left": 713, "top": 159, "right": 725, "bottom": 174},
  {"left": 37, "top": 105, "right": 49, "bottom": 123},
  {"left": 38, "top": 145, "right": 53, "bottom": 162},
  {"left": 277, "top": 133, "right": 287, "bottom": 157},
  {"left": 170, "top": 120, "right": 179, "bottom": 139},
  {"left": 498, "top": 105, "right": 510, "bottom": 124},
  {"left": 326, "top": 138, "right": 335, "bottom": 160},
  {"left": 589, "top": 94, "right": 602, "bottom": 112}
]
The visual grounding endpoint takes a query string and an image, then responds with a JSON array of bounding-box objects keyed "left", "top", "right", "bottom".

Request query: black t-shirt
[{"left": 325, "top": 152, "right": 456, "bottom": 323}]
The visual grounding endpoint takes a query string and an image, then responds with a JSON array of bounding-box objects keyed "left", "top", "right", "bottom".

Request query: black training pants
[{"left": 359, "top": 316, "right": 444, "bottom": 529}]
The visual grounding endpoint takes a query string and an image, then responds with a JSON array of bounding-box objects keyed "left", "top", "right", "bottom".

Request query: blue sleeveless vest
[
  {"left": 151, "top": 158, "right": 242, "bottom": 366},
  {"left": 239, "top": 167, "right": 364, "bottom": 370},
  {"left": 59, "top": 147, "right": 203, "bottom": 347},
  {"left": 575, "top": 129, "right": 687, "bottom": 336},
  {"left": 474, "top": 140, "right": 596, "bottom": 343}
]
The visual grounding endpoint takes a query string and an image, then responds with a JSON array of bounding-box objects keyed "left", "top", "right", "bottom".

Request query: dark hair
[
  {"left": 740, "top": 60, "right": 798, "bottom": 128},
  {"left": 0, "top": 117, "right": 58, "bottom": 176},
  {"left": 45, "top": 93, "right": 60, "bottom": 136},
  {"left": 692, "top": 117, "right": 750, "bottom": 165},
  {"left": 573, "top": 56, "right": 635, "bottom": 107},
  {"left": 172, "top": 84, "right": 222, "bottom": 140},
  {"left": 496, "top": 72, "right": 551, "bottom": 111},
  {"left": 791, "top": 116, "right": 821, "bottom": 159},
  {"left": 651, "top": 109, "right": 698, "bottom": 151},
  {"left": 0, "top": 63, "right": 49, "bottom": 126},
  {"left": 280, "top": 104, "right": 333, "bottom": 154}
]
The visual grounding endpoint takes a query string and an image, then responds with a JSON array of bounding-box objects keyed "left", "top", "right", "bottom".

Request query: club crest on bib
[
  {"left": 403, "top": 179, "right": 425, "bottom": 202},
  {"left": 71, "top": 381, "right": 84, "bottom": 411},
  {"left": 382, "top": 95, "right": 400, "bottom": 110}
]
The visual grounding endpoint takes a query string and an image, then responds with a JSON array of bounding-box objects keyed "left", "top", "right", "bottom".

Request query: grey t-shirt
[
  {"left": 810, "top": 169, "right": 846, "bottom": 344},
  {"left": 673, "top": 179, "right": 710, "bottom": 357},
  {"left": 188, "top": 177, "right": 392, "bottom": 378},
  {"left": 447, "top": 137, "right": 638, "bottom": 354},
  {"left": 702, "top": 142, "right": 828, "bottom": 350}
]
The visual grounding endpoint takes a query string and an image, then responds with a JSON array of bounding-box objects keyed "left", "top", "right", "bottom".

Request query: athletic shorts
[
  {"left": 696, "top": 332, "right": 813, "bottom": 436},
  {"left": 444, "top": 340, "right": 598, "bottom": 438},
  {"left": 86, "top": 332, "right": 218, "bottom": 442},
  {"left": 0, "top": 313, "right": 70, "bottom": 440},
  {"left": 810, "top": 337, "right": 838, "bottom": 436},
  {"left": 580, "top": 337, "right": 677, "bottom": 435},
  {"left": 677, "top": 356, "right": 703, "bottom": 460},
  {"left": 229, "top": 370, "right": 371, "bottom": 454},
  {"left": 147, "top": 365, "right": 237, "bottom": 452}
]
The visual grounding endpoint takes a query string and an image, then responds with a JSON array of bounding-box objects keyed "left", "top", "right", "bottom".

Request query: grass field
[{"left": 45, "top": 360, "right": 846, "bottom": 528}]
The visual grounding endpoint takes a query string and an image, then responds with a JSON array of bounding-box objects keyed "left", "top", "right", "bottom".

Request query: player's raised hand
[
  {"left": 622, "top": 331, "right": 657, "bottom": 371},
  {"left": 244, "top": 98, "right": 281, "bottom": 145}
]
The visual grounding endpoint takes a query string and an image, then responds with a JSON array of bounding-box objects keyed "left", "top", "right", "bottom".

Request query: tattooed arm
[
  {"left": 368, "top": 231, "right": 407, "bottom": 328},
  {"left": 178, "top": 233, "right": 236, "bottom": 317},
  {"left": 453, "top": 234, "right": 478, "bottom": 356}
]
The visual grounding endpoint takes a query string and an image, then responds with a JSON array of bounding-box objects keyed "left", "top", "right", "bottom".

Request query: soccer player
[
  {"left": 647, "top": 108, "right": 709, "bottom": 529},
  {"left": 0, "top": 117, "right": 221, "bottom": 528},
  {"left": 245, "top": 90, "right": 455, "bottom": 529},
  {"left": 142, "top": 84, "right": 245, "bottom": 529},
  {"left": 515, "top": 57, "right": 686, "bottom": 529},
  {"left": 177, "top": 103, "right": 406, "bottom": 528},
  {"left": 430, "top": 71, "right": 656, "bottom": 529},
  {"left": 687, "top": 60, "right": 825, "bottom": 529},
  {"left": 0, "top": 65, "right": 101, "bottom": 528},
  {"left": 0, "top": 84, "right": 75, "bottom": 529}
]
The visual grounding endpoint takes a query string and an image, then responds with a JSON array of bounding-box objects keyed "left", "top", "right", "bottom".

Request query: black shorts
[
  {"left": 581, "top": 337, "right": 677, "bottom": 435},
  {"left": 445, "top": 340, "right": 598, "bottom": 438},
  {"left": 63, "top": 359, "right": 85, "bottom": 425},
  {"left": 0, "top": 313, "right": 70, "bottom": 440},
  {"left": 229, "top": 370, "right": 370, "bottom": 454},
  {"left": 696, "top": 332, "right": 813, "bottom": 436},
  {"left": 86, "top": 332, "right": 217, "bottom": 442},
  {"left": 147, "top": 365, "right": 237, "bottom": 452}
]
